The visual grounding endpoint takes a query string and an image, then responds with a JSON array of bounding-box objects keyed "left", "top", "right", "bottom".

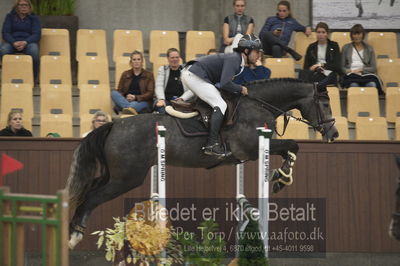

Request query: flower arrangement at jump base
[{"left": 91, "top": 200, "right": 183, "bottom": 265}]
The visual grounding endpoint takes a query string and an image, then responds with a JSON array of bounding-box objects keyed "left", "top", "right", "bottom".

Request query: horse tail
[{"left": 66, "top": 122, "right": 114, "bottom": 209}]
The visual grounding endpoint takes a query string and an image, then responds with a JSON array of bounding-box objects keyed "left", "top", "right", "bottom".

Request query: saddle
[{"left": 170, "top": 92, "right": 241, "bottom": 129}]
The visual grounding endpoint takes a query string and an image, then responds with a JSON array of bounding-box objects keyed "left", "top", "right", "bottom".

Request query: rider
[{"left": 181, "top": 34, "right": 262, "bottom": 157}]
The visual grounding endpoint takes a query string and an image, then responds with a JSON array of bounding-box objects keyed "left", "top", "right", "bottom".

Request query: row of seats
[
  {"left": 3, "top": 53, "right": 400, "bottom": 93},
  {"left": 0, "top": 83, "right": 112, "bottom": 137},
  {"left": 294, "top": 31, "right": 399, "bottom": 66},
  {"left": 262, "top": 57, "right": 400, "bottom": 92},
  {"left": 0, "top": 84, "right": 398, "bottom": 138}
]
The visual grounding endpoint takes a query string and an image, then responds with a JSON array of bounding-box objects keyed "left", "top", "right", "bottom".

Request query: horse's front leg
[{"left": 270, "top": 139, "right": 299, "bottom": 193}]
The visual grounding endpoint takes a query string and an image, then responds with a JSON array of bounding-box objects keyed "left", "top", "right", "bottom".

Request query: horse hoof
[
  {"left": 69, "top": 231, "right": 83, "bottom": 250},
  {"left": 272, "top": 181, "right": 285, "bottom": 194}
]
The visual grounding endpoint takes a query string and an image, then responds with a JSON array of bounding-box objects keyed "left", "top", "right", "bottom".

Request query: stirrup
[{"left": 202, "top": 143, "right": 231, "bottom": 157}]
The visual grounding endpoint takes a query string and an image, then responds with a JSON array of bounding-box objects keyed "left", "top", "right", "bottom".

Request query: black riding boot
[
  {"left": 203, "top": 107, "right": 229, "bottom": 157},
  {"left": 282, "top": 46, "right": 302, "bottom": 61}
]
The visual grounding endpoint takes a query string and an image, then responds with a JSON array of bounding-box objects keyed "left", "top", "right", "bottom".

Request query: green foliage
[
  {"left": 32, "top": 0, "right": 75, "bottom": 16},
  {"left": 238, "top": 218, "right": 268, "bottom": 266},
  {"left": 175, "top": 220, "right": 226, "bottom": 266}
]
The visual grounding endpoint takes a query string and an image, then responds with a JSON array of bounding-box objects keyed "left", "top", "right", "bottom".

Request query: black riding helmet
[{"left": 234, "top": 34, "right": 262, "bottom": 55}]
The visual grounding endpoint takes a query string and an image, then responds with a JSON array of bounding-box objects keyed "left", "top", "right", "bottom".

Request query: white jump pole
[
  {"left": 157, "top": 125, "right": 167, "bottom": 209},
  {"left": 257, "top": 127, "right": 272, "bottom": 258}
]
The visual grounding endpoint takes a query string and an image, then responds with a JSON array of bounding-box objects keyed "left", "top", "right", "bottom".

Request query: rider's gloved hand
[{"left": 241, "top": 86, "right": 248, "bottom": 96}]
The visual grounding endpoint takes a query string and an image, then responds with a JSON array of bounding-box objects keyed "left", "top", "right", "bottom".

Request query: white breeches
[{"left": 181, "top": 68, "right": 227, "bottom": 114}]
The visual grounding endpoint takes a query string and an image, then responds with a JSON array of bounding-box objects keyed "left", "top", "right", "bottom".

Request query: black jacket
[
  {"left": 0, "top": 127, "right": 32, "bottom": 136},
  {"left": 303, "top": 39, "right": 342, "bottom": 75}
]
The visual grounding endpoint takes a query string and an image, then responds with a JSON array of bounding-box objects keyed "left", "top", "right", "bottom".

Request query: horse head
[
  {"left": 300, "top": 85, "right": 339, "bottom": 142},
  {"left": 247, "top": 79, "right": 339, "bottom": 142}
]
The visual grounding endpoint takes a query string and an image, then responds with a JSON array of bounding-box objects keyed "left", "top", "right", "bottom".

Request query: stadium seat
[
  {"left": 385, "top": 87, "right": 400, "bottom": 123},
  {"left": 0, "top": 84, "right": 33, "bottom": 129},
  {"left": 77, "top": 57, "right": 109, "bottom": 87},
  {"left": 377, "top": 58, "right": 400, "bottom": 90},
  {"left": 294, "top": 31, "right": 316, "bottom": 66},
  {"left": 396, "top": 117, "right": 400, "bottom": 140},
  {"left": 264, "top": 58, "right": 295, "bottom": 78},
  {"left": 276, "top": 116, "right": 310, "bottom": 139},
  {"left": 347, "top": 87, "right": 380, "bottom": 123},
  {"left": 40, "top": 84, "right": 73, "bottom": 115},
  {"left": 327, "top": 86, "right": 341, "bottom": 117},
  {"left": 79, "top": 84, "right": 113, "bottom": 116},
  {"left": 355, "top": 117, "right": 388, "bottom": 140},
  {"left": 40, "top": 113, "right": 73, "bottom": 137},
  {"left": 330, "top": 32, "right": 351, "bottom": 50},
  {"left": 40, "top": 55, "right": 72, "bottom": 86},
  {"left": 333, "top": 116, "right": 349, "bottom": 140},
  {"left": 40, "top": 28, "right": 70, "bottom": 57},
  {"left": 76, "top": 29, "right": 107, "bottom": 61},
  {"left": 149, "top": 30, "right": 179, "bottom": 64},
  {"left": 113, "top": 29, "right": 144, "bottom": 63},
  {"left": 367, "top": 32, "right": 398, "bottom": 59},
  {"left": 1, "top": 55, "right": 33, "bottom": 85},
  {"left": 186, "top": 31, "right": 216, "bottom": 61}
]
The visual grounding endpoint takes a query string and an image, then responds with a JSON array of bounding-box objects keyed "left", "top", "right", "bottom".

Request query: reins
[{"left": 247, "top": 83, "right": 335, "bottom": 137}]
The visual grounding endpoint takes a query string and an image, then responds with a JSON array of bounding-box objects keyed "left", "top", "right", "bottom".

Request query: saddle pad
[{"left": 175, "top": 116, "right": 208, "bottom": 137}]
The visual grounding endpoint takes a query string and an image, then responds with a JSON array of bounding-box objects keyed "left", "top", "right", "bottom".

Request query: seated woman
[
  {"left": 1, "top": 0, "right": 41, "bottom": 80},
  {"left": 234, "top": 51, "right": 271, "bottom": 84},
  {"left": 0, "top": 110, "right": 32, "bottom": 136},
  {"left": 111, "top": 50, "right": 155, "bottom": 115},
  {"left": 222, "top": 0, "right": 254, "bottom": 53},
  {"left": 301, "top": 22, "right": 341, "bottom": 86},
  {"left": 341, "top": 24, "right": 383, "bottom": 94},
  {"left": 154, "top": 48, "right": 194, "bottom": 114},
  {"left": 82, "top": 111, "right": 110, "bottom": 138},
  {"left": 259, "top": 0, "right": 311, "bottom": 60}
]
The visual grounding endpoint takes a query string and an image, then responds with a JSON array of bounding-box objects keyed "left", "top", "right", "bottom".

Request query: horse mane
[{"left": 244, "top": 78, "right": 309, "bottom": 87}]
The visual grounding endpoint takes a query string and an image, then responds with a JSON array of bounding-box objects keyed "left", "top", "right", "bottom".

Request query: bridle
[{"left": 248, "top": 83, "right": 335, "bottom": 137}]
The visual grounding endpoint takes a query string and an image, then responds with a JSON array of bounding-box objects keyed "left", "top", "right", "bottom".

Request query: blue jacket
[
  {"left": 259, "top": 15, "right": 306, "bottom": 45},
  {"left": 2, "top": 10, "right": 41, "bottom": 44},
  {"left": 233, "top": 66, "right": 271, "bottom": 85},
  {"left": 188, "top": 52, "right": 244, "bottom": 95}
]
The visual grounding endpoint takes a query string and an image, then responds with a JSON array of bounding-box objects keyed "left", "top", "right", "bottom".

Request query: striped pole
[{"left": 257, "top": 127, "right": 272, "bottom": 258}]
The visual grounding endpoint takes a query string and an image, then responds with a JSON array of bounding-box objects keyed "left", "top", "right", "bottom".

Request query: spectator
[
  {"left": 154, "top": 48, "right": 194, "bottom": 114},
  {"left": 207, "top": 49, "right": 218, "bottom": 55},
  {"left": 301, "top": 22, "right": 341, "bottom": 86},
  {"left": 341, "top": 24, "right": 383, "bottom": 94},
  {"left": 112, "top": 50, "right": 155, "bottom": 115},
  {"left": 234, "top": 51, "right": 271, "bottom": 84},
  {"left": 259, "top": 0, "right": 311, "bottom": 60},
  {"left": 0, "top": 110, "right": 32, "bottom": 136},
  {"left": 1, "top": 0, "right": 41, "bottom": 80},
  {"left": 222, "top": 0, "right": 254, "bottom": 53},
  {"left": 46, "top": 132, "right": 60, "bottom": 137},
  {"left": 82, "top": 111, "right": 110, "bottom": 138}
]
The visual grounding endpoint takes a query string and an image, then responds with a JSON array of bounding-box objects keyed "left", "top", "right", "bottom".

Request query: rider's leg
[
  {"left": 181, "top": 69, "right": 229, "bottom": 157},
  {"left": 259, "top": 31, "right": 302, "bottom": 61},
  {"left": 204, "top": 107, "right": 227, "bottom": 156}
]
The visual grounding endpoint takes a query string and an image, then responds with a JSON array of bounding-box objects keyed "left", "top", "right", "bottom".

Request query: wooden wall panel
[{"left": 1, "top": 138, "right": 400, "bottom": 253}]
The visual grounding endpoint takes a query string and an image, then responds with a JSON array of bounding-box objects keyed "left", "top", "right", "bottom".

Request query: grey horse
[{"left": 66, "top": 78, "right": 339, "bottom": 248}]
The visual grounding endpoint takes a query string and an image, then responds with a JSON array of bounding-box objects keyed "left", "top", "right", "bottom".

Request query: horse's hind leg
[
  {"left": 270, "top": 139, "right": 299, "bottom": 193},
  {"left": 69, "top": 167, "right": 149, "bottom": 249}
]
